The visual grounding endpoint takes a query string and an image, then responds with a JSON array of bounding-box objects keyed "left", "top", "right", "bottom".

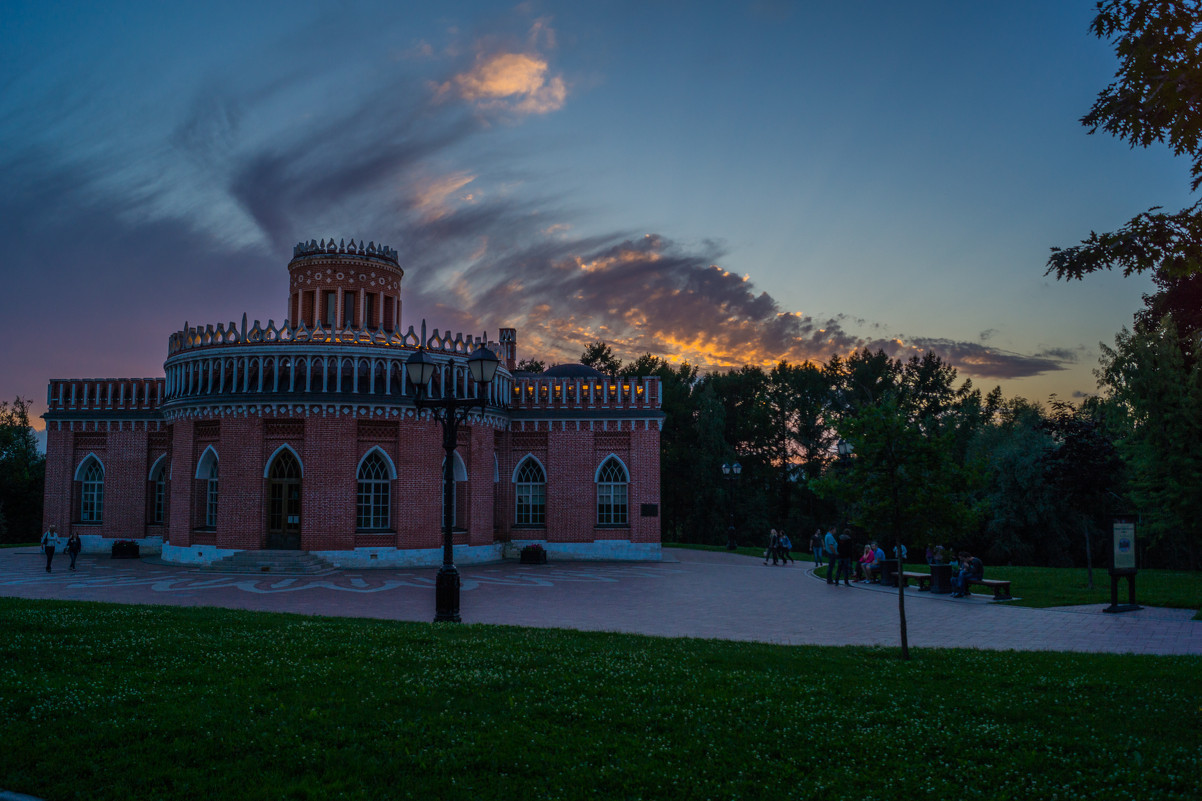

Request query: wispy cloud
[
  {"left": 410, "top": 171, "right": 478, "bottom": 222},
  {"left": 0, "top": 5, "right": 1070, "bottom": 421},
  {"left": 401, "top": 230, "right": 1069, "bottom": 382}
]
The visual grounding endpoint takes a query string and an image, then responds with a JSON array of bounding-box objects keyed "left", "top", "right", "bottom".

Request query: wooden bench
[
  {"left": 900, "top": 571, "right": 931, "bottom": 591},
  {"left": 966, "top": 577, "right": 1013, "bottom": 600}
]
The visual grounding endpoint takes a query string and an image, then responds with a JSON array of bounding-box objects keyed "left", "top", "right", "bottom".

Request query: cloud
[
  {"left": 900, "top": 339, "right": 1066, "bottom": 380},
  {"left": 1033, "top": 347, "right": 1078, "bottom": 362},
  {"left": 438, "top": 52, "right": 566, "bottom": 115},
  {"left": 0, "top": 4, "right": 1069, "bottom": 423},
  {"left": 410, "top": 171, "right": 478, "bottom": 222},
  {"left": 398, "top": 227, "right": 1070, "bottom": 383}
]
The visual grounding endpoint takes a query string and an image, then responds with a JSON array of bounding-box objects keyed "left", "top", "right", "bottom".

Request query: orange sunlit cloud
[
  {"left": 439, "top": 52, "right": 566, "bottom": 115},
  {"left": 424, "top": 231, "right": 1069, "bottom": 382},
  {"left": 411, "top": 171, "right": 477, "bottom": 221}
]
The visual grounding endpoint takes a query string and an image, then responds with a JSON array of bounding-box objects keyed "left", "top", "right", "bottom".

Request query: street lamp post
[
  {"left": 721, "top": 461, "right": 742, "bottom": 549},
  {"left": 406, "top": 341, "right": 500, "bottom": 623},
  {"left": 835, "top": 439, "right": 854, "bottom": 536}
]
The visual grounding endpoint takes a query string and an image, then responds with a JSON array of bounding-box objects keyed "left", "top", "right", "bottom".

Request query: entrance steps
[{"left": 201, "top": 550, "right": 336, "bottom": 575}]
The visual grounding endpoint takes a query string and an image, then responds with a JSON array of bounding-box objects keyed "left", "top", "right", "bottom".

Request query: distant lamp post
[
  {"left": 406, "top": 342, "right": 500, "bottom": 623},
  {"left": 721, "top": 461, "right": 742, "bottom": 549},
  {"left": 835, "top": 439, "right": 854, "bottom": 538}
]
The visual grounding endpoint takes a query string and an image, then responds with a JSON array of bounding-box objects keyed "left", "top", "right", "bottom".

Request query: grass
[
  {"left": 3, "top": 598, "right": 1200, "bottom": 800},
  {"left": 666, "top": 543, "right": 1202, "bottom": 619}
]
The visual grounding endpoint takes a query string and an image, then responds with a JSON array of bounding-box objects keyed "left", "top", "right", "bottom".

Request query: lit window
[
  {"left": 596, "top": 457, "right": 628, "bottom": 525},
  {"left": 515, "top": 457, "right": 546, "bottom": 526}
]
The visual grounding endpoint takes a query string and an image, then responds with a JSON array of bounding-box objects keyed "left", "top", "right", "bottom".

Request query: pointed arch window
[
  {"left": 442, "top": 453, "right": 467, "bottom": 530},
  {"left": 596, "top": 456, "right": 628, "bottom": 526},
  {"left": 205, "top": 460, "right": 219, "bottom": 528},
  {"left": 514, "top": 454, "right": 548, "bottom": 524},
  {"left": 514, "top": 457, "right": 546, "bottom": 526},
  {"left": 267, "top": 449, "right": 302, "bottom": 539},
  {"left": 357, "top": 451, "right": 392, "bottom": 530},
  {"left": 80, "top": 458, "right": 105, "bottom": 523},
  {"left": 149, "top": 457, "right": 170, "bottom": 525}
]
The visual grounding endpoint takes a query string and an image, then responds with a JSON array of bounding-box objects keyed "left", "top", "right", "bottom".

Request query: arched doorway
[{"left": 266, "top": 449, "right": 302, "bottom": 549}]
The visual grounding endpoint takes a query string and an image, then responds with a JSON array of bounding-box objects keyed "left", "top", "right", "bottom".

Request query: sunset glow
[{"left": 1, "top": 1, "right": 1182, "bottom": 441}]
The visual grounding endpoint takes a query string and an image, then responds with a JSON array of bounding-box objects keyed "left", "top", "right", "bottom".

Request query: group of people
[
  {"left": 923, "top": 542, "right": 985, "bottom": 596},
  {"left": 789, "top": 526, "right": 986, "bottom": 598},
  {"left": 817, "top": 527, "right": 857, "bottom": 586},
  {"left": 763, "top": 529, "right": 795, "bottom": 565},
  {"left": 39, "top": 525, "right": 82, "bottom": 573}
]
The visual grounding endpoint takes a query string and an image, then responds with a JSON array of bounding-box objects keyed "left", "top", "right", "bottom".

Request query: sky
[{"left": 2, "top": 0, "right": 1195, "bottom": 444}]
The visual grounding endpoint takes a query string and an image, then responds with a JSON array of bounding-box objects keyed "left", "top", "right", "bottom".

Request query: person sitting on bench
[{"left": 952, "top": 550, "right": 983, "bottom": 597}]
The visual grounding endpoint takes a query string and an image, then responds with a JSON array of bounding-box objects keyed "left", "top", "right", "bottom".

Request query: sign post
[{"left": 1104, "top": 517, "right": 1140, "bottom": 614}]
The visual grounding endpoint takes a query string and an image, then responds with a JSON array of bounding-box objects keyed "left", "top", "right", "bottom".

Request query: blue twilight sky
[{"left": 1, "top": 0, "right": 1194, "bottom": 437}]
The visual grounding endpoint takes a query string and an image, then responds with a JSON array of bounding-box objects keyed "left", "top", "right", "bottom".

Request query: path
[{"left": 2, "top": 548, "right": 1198, "bottom": 654}]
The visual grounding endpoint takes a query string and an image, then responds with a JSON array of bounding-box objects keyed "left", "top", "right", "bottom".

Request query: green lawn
[
  {"left": 666, "top": 543, "right": 1202, "bottom": 619},
  {"left": 3, "top": 598, "right": 1200, "bottom": 800}
]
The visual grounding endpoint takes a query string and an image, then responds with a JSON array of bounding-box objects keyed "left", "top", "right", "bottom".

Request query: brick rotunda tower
[
  {"left": 287, "top": 238, "right": 403, "bottom": 332},
  {"left": 42, "top": 236, "right": 664, "bottom": 568}
]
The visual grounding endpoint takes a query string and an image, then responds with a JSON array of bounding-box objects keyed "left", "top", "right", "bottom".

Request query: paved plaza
[{"left": 2, "top": 547, "right": 1199, "bottom": 654}]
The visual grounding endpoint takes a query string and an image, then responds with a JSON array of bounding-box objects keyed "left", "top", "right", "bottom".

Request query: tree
[
  {"left": 0, "top": 397, "right": 45, "bottom": 543},
  {"left": 618, "top": 353, "right": 669, "bottom": 379},
  {"left": 969, "top": 398, "right": 1075, "bottom": 566},
  {"left": 515, "top": 358, "right": 545, "bottom": 373},
  {"left": 1048, "top": 0, "right": 1202, "bottom": 280},
  {"left": 1134, "top": 268, "right": 1202, "bottom": 365},
  {"left": 579, "top": 341, "right": 623, "bottom": 375},
  {"left": 1097, "top": 318, "right": 1202, "bottom": 567},
  {"left": 814, "top": 393, "right": 982, "bottom": 660},
  {"left": 1039, "top": 399, "right": 1124, "bottom": 587}
]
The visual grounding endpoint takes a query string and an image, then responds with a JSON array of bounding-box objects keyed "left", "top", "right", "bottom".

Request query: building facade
[{"left": 42, "top": 238, "right": 663, "bottom": 566}]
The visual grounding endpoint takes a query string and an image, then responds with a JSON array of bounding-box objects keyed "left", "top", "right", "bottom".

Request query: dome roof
[{"left": 543, "top": 363, "right": 607, "bottom": 379}]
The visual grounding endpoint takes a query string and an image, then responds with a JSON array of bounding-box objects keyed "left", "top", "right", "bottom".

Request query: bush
[{"left": 110, "top": 540, "right": 140, "bottom": 559}]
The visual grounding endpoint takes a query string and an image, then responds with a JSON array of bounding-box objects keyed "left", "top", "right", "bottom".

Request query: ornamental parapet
[
  {"left": 46, "top": 378, "right": 165, "bottom": 413},
  {"left": 167, "top": 314, "right": 496, "bottom": 357},
  {"left": 510, "top": 375, "right": 662, "bottom": 411},
  {"left": 161, "top": 318, "right": 512, "bottom": 409},
  {"left": 291, "top": 237, "right": 399, "bottom": 264}
]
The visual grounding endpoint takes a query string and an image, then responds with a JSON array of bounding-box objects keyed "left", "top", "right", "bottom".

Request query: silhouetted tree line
[
  {"left": 572, "top": 270, "right": 1201, "bottom": 571},
  {"left": 2, "top": 263, "right": 1196, "bottom": 572},
  {"left": 0, "top": 398, "right": 45, "bottom": 544}
]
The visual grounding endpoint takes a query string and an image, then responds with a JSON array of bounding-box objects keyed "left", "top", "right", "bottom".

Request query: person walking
[
  {"left": 765, "top": 529, "right": 781, "bottom": 565},
  {"left": 824, "top": 527, "right": 839, "bottom": 584},
  {"left": 779, "top": 532, "right": 794, "bottom": 564},
  {"left": 66, "top": 531, "right": 82, "bottom": 571},
  {"left": 40, "top": 525, "right": 58, "bottom": 573},
  {"left": 810, "top": 529, "right": 824, "bottom": 567}
]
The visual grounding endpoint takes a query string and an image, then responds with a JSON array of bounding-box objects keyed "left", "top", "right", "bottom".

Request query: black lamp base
[{"left": 434, "top": 564, "right": 461, "bottom": 623}]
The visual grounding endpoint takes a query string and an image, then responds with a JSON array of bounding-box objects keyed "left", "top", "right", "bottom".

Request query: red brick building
[{"left": 42, "top": 238, "right": 663, "bottom": 566}]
